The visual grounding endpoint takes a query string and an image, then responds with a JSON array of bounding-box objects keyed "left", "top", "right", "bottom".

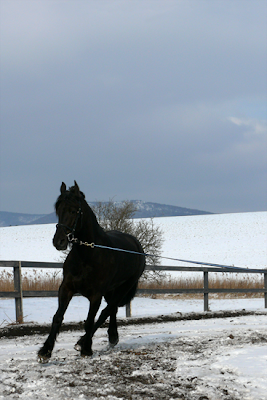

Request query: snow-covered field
[
  {"left": 0, "top": 211, "right": 266, "bottom": 268},
  {"left": 158, "top": 211, "right": 267, "bottom": 269},
  {"left": 1, "top": 212, "right": 267, "bottom": 399}
]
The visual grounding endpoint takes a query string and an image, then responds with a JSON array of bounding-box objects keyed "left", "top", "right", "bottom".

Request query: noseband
[{"left": 56, "top": 203, "right": 83, "bottom": 242}]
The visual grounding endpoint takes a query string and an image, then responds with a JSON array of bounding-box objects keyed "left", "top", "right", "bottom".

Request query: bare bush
[{"left": 91, "top": 200, "right": 164, "bottom": 281}]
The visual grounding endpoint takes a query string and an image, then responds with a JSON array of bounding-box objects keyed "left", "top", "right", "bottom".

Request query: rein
[
  {"left": 66, "top": 234, "right": 261, "bottom": 272},
  {"left": 58, "top": 202, "right": 262, "bottom": 273}
]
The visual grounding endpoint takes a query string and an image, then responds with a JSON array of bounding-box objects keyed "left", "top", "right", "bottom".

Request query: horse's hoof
[
  {"left": 108, "top": 332, "right": 119, "bottom": 347},
  {"left": 74, "top": 343, "right": 81, "bottom": 351},
  {"left": 80, "top": 349, "right": 93, "bottom": 357},
  {"left": 109, "top": 337, "right": 119, "bottom": 348},
  {"left": 37, "top": 348, "right": 51, "bottom": 363},
  {"left": 37, "top": 353, "right": 50, "bottom": 364}
]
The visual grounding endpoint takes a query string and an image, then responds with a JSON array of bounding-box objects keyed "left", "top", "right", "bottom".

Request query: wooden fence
[{"left": 0, "top": 261, "right": 267, "bottom": 323}]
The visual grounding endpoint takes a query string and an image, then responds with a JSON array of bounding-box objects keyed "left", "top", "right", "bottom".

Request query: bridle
[{"left": 56, "top": 202, "right": 83, "bottom": 242}]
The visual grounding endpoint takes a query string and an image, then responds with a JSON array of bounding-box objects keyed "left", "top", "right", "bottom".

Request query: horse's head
[{"left": 53, "top": 181, "right": 84, "bottom": 250}]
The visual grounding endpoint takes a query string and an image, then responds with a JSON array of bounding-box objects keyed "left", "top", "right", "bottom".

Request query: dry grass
[
  {"left": 138, "top": 274, "right": 265, "bottom": 299},
  {"left": 0, "top": 270, "right": 264, "bottom": 299},
  {"left": 138, "top": 274, "right": 264, "bottom": 290},
  {"left": 0, "top": 269, "right": 62, "bottom": 292}
]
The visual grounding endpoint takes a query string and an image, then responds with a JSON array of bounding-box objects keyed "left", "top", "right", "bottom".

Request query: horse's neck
[{"left": 81, "top": 204, "right": 106, "bottom": 243}]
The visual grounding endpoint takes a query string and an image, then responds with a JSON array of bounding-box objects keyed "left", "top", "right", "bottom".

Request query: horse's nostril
[
  {"left": 53, "top": 236, "right": 67, "bottom": 250},
  {"left": 59, "top": 238, "right": 67, "bottom": 249}
]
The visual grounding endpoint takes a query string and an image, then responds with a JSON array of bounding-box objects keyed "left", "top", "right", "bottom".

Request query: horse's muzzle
[{"left": 53, "top": 231, "right": 68, "bottom": 251}]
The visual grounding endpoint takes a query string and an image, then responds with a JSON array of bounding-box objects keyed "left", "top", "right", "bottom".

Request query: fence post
[
  {"left": 203, "top": 270, "right": 209, "bottom": 312},
  {"left": 264, "top": 273, "right": 267, "bottom": 309},
  {"left": 14, "top": 261, "right": 23, "bottom": 323},
  {"left": 126, "top": 302, "right": 132, "bottom": 317}
]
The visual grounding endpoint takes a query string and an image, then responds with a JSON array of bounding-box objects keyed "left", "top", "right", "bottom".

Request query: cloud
[{"left": 228, "top": 117, "right": 267, "bottom": 136}]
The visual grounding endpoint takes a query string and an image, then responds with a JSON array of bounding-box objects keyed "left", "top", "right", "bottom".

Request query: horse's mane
[{"left": 55, "top": 185, "right": 85, "bottom": 212}]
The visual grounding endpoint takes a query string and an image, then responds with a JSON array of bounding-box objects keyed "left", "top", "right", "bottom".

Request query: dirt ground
[{"left": 1, "top": 310, "right": 267, "bottom": 400}]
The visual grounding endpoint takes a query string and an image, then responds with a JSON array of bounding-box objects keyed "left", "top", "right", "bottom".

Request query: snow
[
  {"left": 0, "top": 296, "right": 266, "bottom": 327},
  {"left": 0, "top": 211, "right": 266, "bottom": 268},
  {"left": 1, "top": 305, "right": 267, "bottom": 399},
  {"left": 0, "top": 224, "right": 61, "bottom": 263},
  {"left": 1, "top": 212, "right": 267, "bottom": 399},
  {"left": 155, "top": 211, "right": 267, "bottom": 269}
]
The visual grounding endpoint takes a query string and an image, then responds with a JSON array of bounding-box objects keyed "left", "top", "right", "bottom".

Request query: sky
[{"left": 0, "top": 0, "right": 266, "bottom": 215}]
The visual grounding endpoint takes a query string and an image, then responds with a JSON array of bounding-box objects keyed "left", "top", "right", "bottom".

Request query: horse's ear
[
  {"left": 60, "top": 182, "right": 66, "bottom": 194},
  {"left": 74, "top": 180, "right": 80, "bottom": 195}
]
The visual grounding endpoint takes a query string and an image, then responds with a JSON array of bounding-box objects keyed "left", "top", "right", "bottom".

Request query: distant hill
[
  {"left": 131, "top": 200, "right": 212, "bottom": 218},
  {"left": 0, "top": 201, "right": 212, "bottom": 227},
  {"left": 0, "top": 211, "right": 46, "bottom": 227}
]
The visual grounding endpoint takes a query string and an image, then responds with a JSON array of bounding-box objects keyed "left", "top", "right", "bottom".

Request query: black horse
[{"left": 38, "top": 181, "right": 145, "bottom": 361}]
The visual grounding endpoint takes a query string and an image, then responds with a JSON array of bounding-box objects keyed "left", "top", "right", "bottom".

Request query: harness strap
[{"left": 57, "top": 206, "right": 83, "bottom": 235}]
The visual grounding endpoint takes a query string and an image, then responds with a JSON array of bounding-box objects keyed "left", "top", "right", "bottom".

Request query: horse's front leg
[
  {"left": 38, "top": 281, "right": 73, "bottom": 362},
  {"left": 79, "top": 295, "right": 102, "bottom": 357}
]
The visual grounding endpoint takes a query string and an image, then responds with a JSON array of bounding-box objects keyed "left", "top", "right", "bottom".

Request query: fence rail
[{"left": 1, "top": 261, "right": 267, "bottom": 323}]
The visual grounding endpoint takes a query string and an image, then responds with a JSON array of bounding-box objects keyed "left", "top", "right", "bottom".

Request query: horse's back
[
  {"left": 105, "top": 229, "right": 146, "bottom": 280},
  {"left": 106, "top": 230, "right": 144, "bottom": 254}
]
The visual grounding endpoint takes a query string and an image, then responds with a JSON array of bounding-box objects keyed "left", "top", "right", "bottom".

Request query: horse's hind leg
[
  {"left": 108, "top": 306, "right": 119, "bottom": 347},
  {"left": 75, "top": 303, "right": 119, "bottom": 350},
  {"left": 38, "top": 282, "right": 73, "bottom": 362},
  {"left": 91, "top": 279, "right": 138, "bottom": 338}
]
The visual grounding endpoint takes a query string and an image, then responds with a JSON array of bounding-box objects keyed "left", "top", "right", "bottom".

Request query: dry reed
[
  {"left": 0, "top": 269, "right": 62, "bottom": 292},
  {"left": 138, "top": 273, "right": 264, "bottom": 299},
  {"left": 0, "top": 269, "right": 264, "bottom": 299},
  {"left": 138, "top": 274, "right": 264, "bottom": 291}
]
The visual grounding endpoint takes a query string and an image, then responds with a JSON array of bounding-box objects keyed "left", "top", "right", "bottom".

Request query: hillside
[
  {"left": 130, "top": 200, "right": 212, "bottom": 218},
  {"left": 0, "top": 201, "right": 212, "bottom": 227},
  {"left": 0, "top": 211, "right": 46, "bottom": 227},
  {"left": 0, "top": 212, "right": 266, "bottom": 269}
]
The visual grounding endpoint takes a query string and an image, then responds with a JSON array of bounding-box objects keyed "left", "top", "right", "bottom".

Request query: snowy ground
[
  {"left": 1, "top": 295, "right": 267, "bottom": 327},
  {"left": 1, "top": 297, "right": 267, "bottom": 400},
  {"left": 1, "top": 212, "right": 267, "bottom": 399},
  {"left": 1, "top": 306, "right": 267, "bottom": 400}
]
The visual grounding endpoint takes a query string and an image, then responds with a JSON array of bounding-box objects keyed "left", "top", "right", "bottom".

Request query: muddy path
[{"left": 1, "top": 312, "right": 267, "bottom": 400}]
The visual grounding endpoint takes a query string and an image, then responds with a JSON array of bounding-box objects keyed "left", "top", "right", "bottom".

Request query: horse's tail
[
  {"left": 118, "top": 241, "right": 145, "bottom": 307},
  {"left": 117, "top": 280, "right": 139, "bottom": 307}
]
